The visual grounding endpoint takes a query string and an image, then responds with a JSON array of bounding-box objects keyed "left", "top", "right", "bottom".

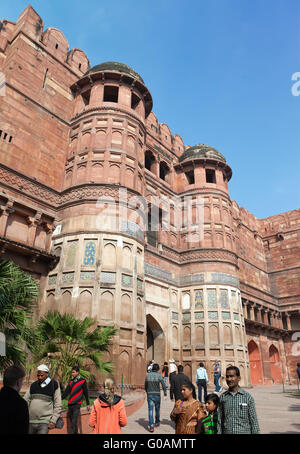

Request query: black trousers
[
  {"left": 197, "top": 379, "right": 207, "bottom": 403},
  {"left": 67, "top": 404, "right": 81, "bottom": 434},
  {"left": 169, "top": 372, "right": 176, "bottom": 399}
]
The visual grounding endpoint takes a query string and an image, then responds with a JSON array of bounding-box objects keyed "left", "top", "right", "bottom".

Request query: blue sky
[{"left": 2, "top": 0, "right": 300, "bottom": 218}]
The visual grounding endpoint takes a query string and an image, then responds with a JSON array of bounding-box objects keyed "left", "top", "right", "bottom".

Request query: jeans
[
  {"left": 197, "top": 379, "right": 207, "bottom": 403},
  {"left": 164, "top": 377, "right": 169, "bottom": 389},
  {"left": 147, "top": 394, "right": 161, "bottom": 428},
  {"left": 214, "top": 373, "right": 221, "bottom": 392},
  {"left": 68, "top": 404, "right": 81, "bottom": 434},
  {"left": 29, "top": 423, "right": 49, "bottom": 434}
]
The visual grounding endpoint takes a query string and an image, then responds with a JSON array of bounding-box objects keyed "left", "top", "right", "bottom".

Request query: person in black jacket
[
  {"left": 172, "top": 365, "right": 191, "bottom": 401},
  {"left": 0, "top": 365, "right": 29, "bottom": 434},
  {"left": 62, "top": 365, "right": 90, "bottom": 434}
]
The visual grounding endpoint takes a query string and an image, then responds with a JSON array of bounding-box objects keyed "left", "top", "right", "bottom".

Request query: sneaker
[
  {"left": 154, "top": 423, "right": 160, "bottom": 428},
  {"left": 148, "top": 426, "right": 154, "bottom": 433}
]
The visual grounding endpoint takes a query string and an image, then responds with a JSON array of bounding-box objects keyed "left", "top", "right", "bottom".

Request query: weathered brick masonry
[{"left": 0, "top": 5, "right": 299, "bottom": 387}]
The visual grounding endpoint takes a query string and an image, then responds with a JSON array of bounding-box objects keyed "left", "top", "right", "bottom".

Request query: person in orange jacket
[{"left": 89, "top": 377, "right": 127, "bottom": 434}]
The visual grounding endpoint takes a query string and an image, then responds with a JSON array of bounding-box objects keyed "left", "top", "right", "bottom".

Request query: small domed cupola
[{"left": 179, "top": 144, "right": 226, "bottom": 164}]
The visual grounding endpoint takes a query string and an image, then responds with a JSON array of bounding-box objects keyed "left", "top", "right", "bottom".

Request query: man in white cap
[{"left": 24, "top": 364, "right": 62, "bottom": 434}]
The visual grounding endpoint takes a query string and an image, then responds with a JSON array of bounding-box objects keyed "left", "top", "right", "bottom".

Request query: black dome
[
  {"left": 179, "top": 144, "right": 226, "bottom": 163},
  {"left": 85, "top": 61, "right": 144, "bottom": 84}
]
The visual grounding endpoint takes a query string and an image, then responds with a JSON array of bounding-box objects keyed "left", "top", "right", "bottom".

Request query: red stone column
[
  {"left": 27, "top": 212, "right": 42, "bottom": 247},
  {"left": 286, "top": 313, "right": 292, "bottom": 330},
  {"left": 0, "top": 201, "right": 15, "bottom": 236},
  {"left": 257, "top": 307, "right": 263, "bottom": 323}
]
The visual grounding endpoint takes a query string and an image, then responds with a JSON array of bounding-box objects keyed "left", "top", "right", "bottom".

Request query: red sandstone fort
[{"left": 0, "top": 5, "right": 299, "bottom": 387}]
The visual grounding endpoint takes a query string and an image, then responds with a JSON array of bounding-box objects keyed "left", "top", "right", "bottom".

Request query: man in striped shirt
[
  {"left": 62, "top": 366, "right": 90, "bottom": 434},
  {"left": 217, "top": 366, "right": 260, "bottom": 434}
]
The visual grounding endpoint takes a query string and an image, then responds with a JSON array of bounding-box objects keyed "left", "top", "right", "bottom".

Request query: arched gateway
[
  {"left": 248, "top": 340, "right": 263, "bottom": 385},
  {"left": 146, "top": 314, "right": 166, "bottom": 366}
]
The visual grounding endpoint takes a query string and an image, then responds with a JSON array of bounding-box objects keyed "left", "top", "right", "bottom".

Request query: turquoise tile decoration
[
  {"left": 222, "top": 311, "right": 231, "bottom": 320},
  {"left": 234, "top": 313, "right": 239, "bottom": 321},
  {"left": 220, "top": 289, "right": 229, "bottom": 308},
  {"left": 62, "top": 272, "right": 74, "bottom": 284},
  {"left": 101, "top": 272, "right": 116, "bottom": 283},
  {"left": 83, "top": 241, "right": 96, "bottom": 266},
  {"left": 66, "top": 241, "right": 77, "bottom": 268},
  {"left": 48, "top": 275, "right": 57, "bottom": 285},
  {"left": 183, "top": 313, "right": 191, "bottom": 322},
  {"left": 208, "top": 311, "right": 218, "bottom": 320},
  {"left": 80, "top": 271, "right": 95, "bottom": 281},
  {"left": 122, "top": 274, "right": 132, "bottom": 287},
  {"left": 195, "top": 290, "right": 203, "bottom": 308},
  {"left": 207, "top": 289, "right": 217, "bottom": 308},
  {"left": 137, "top": 279, "right": 143, "bottom": 291},
  {"left": 195, "top": 312, "right": 204, "bottom": 320}
]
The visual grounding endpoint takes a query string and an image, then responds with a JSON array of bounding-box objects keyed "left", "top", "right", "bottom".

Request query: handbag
[{"left": 55, "top": 416, "right": 64, "bottom": 429}]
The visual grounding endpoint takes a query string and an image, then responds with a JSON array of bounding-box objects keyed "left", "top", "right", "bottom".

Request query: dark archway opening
[{"left": 146, "top": 314, "right": 165, "bottom": 366}]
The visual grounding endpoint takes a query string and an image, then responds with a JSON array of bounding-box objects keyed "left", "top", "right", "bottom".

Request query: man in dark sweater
[
  {"left": 144, "top": 363, "right": 167, "bottom": 432},
  {"left": 0, "top": 365, "right": 29, "bottom": 434},
  {"left": 172, "top": 365, "right": 190, "bottom": 401},
  {"left": 62, "top": 365, "right": 90, "bottom": 434}
]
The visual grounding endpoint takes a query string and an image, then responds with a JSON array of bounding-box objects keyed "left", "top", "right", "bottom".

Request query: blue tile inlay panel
[
  {"left": 195, "top": 312, "right": 204, "bottom": 320},
  {"left": 183, "top": 313, "right": 191, "bottom": 322},
  {"left": 208, "top": 311, "right": 218, "bottom": 320},
  {"left": 83, "top": 241, "right": 96, "bottom": 266},
  {"left": 101, "top": 272, "right": 116, "bottom": 283},
  {"left": 121, "top": 221, "right": 144, "bottom": 242},
  {"left": 211, "top": 273, "right": 239, "bottom": 287},
  {"left": 122, "top": 274, "right": 133, "bottom": 287},
  {"left": 195, "top": 290, "right": 204, "bottom": 308},
  {"left": 62, "top": 272, "right": 74, "bottom": 284},
  {"left": 80, "top": 271, "right": 95, "bottom": 281},
  {"left": 222, "top": 311, "right": 231, "bottom": 320},
  {"left": 48, "top": 275, "right": 57, "bottom": 285},
  {"left": 220, "top": 289, "right": 229, "bottom": 308},
  {"left": 207, "top": 289, "right": 217, "bottom": 308}
]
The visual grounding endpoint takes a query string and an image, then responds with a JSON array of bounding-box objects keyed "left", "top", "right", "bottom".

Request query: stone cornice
[
  {"left": 70, "top": 107, "right": 147, "bottom": 134},
  {"left": 145, "top": 244, "right": 238, "bottom": 267},
  {"left": 0, "top": 163, "right": 60, "bottom": 208}
]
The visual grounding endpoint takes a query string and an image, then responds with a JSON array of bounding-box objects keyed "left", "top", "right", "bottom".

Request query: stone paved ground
[{"left": 122, "top": 384, "right": 300, "bottom": 435}]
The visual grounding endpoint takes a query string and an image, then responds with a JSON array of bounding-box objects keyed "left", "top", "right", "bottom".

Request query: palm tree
[
  {"left": 32, "top": 310, "right": 117, "bottom": 387},
  {"left": 0, "top": 259, "right": 39, "bottom": 372}
]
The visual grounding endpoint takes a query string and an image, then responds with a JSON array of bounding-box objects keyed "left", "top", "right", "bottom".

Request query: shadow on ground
[{"left": 135, "top": 418, "right": 175, "bottom": 430}]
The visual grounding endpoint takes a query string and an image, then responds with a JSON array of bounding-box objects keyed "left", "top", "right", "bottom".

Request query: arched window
[
  {"left": 145, "top": 150, "right": 155, "bottom": 172},
  {"left": 159, "top": 161, "right": 170, "bottom": 181}
]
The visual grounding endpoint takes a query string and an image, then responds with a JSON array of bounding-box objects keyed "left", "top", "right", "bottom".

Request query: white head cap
[{"left": 37, "top": 364, "right": 49, "bottom": 373}]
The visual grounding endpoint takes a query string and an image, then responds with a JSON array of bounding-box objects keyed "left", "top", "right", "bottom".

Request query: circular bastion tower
[
  {"left": 44, "top": 62, "right": 153, "bottom": 386},
  {"left": 174, "top": 144, "right": 250, "bottom": 387}
]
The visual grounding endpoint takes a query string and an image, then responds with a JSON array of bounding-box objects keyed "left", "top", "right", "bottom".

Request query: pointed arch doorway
[
  {"left": 269, "top": 345, "right": 283, "bottom": 384},
  {"left": 248, "top": 340, "right": 263, "bottom": 385},
  {"left": 146, "top": 314, "right": 165, "bottom": 366}
]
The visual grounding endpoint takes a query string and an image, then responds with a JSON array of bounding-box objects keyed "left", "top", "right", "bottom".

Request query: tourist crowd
[{"left": 0, "top": 358, "right": 264, "bottom": 435}]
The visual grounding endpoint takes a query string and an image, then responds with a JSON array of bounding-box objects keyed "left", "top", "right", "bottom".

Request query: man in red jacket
[{"left": 62, "top": 366, "right": 90, "bottom": 434}]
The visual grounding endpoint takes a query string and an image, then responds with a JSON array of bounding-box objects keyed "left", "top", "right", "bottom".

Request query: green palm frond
[
  {"left": 33, "top": 310, "right": 117, "bottom": 387},
  {"left": 0, "top": 259, "right": 40, "bottom": 372}
]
